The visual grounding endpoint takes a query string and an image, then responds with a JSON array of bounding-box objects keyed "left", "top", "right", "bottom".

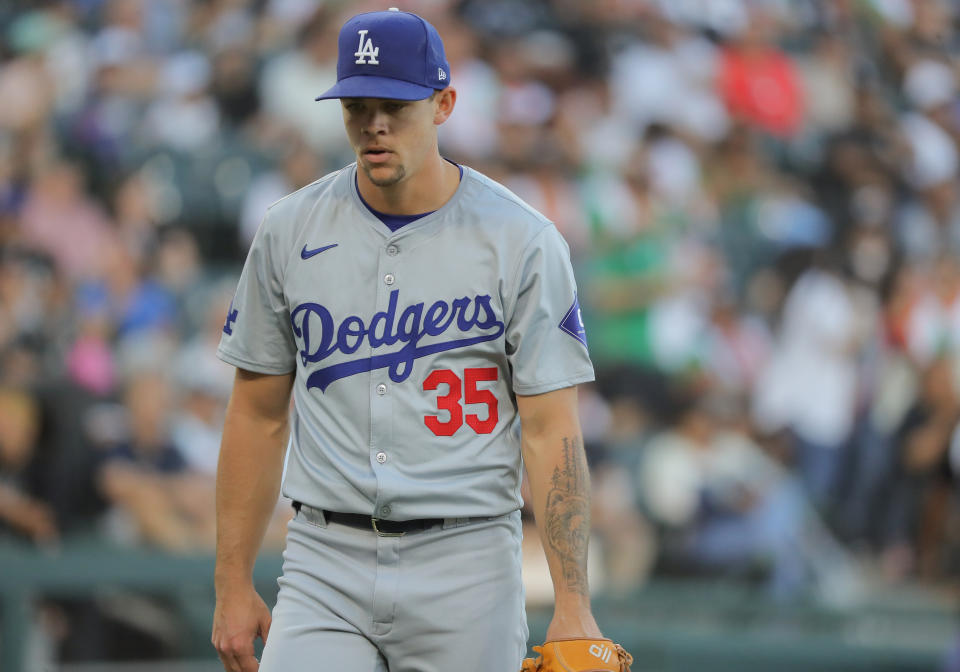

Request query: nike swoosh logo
[{"left": 301, "top": 243, "right": 338, "bottom": 259}]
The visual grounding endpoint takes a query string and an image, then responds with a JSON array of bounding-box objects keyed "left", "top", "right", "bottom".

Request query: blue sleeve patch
[
  {"left": 223, "top": 301, "right": 239, "bottom": 335},
  {"left": 558, "top": 296, "right": 588, "bottom": 348}
]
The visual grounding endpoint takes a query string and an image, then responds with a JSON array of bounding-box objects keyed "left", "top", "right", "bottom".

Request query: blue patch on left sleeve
[
  {"left": 223, "top": 300, "right": 239, "bottom": 335},
  {"left": 559, "top": 296, "right": 588, "bottom": 348}
]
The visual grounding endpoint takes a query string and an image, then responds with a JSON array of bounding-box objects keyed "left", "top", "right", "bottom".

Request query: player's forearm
[
  {"left": 522, "top": 425, "right": 592, "bottom": 608},
  {"left": 214, "top": 401, "right": 289, "bottom": 587}
]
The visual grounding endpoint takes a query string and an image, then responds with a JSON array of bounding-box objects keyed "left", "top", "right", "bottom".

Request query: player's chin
[{"left": 363, "top": 163, "right": 406, "bottom": 187}]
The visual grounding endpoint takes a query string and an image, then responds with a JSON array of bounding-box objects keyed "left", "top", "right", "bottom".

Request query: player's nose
[{"left": 361, "top": 111, "right": 390, "bottom": 135}]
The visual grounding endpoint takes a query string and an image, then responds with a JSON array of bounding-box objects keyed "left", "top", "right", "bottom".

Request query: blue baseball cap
[{"left": 315, "top": 8, "right": 450, "bottom": 102}]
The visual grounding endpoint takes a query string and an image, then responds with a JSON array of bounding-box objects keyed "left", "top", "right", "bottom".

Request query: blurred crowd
[{"left": 4, "top": 0, "right": 960, "bottom": 653}]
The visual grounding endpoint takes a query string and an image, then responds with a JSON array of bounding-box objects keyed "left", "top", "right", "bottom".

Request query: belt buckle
[{"left": 371, "top": 518, "right": 405, "bottom": 537}]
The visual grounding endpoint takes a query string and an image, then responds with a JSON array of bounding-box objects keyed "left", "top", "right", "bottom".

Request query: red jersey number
[{"left": 423, "top": 367, "right": 499, "bottom": 436}]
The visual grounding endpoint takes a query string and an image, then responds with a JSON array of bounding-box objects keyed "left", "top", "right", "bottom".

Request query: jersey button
[
  {"left": 376, "top": 383, "right": 387, "bottom": 395},
  {"left": 384, "top": 273, "right": 395, "bottom": 285},
  {"left": 386, "top": 245, "right": 399, "bottom": 256},
  {"left": 376, "top": 451, "right": 387, "bottom": 464},
  {"left": 380, "top": 505, "right": 392, "bottom": 517}
]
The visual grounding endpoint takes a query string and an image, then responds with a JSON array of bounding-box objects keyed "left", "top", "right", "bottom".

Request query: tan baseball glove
[{"left": 520, "top": 638, "right": 633, "bottom": 672}]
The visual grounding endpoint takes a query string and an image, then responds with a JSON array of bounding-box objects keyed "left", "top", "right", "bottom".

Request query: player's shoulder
[
  {"left": 460, "top": 167, "right": 554, "bottom": 240},
  {"left": 262, "top": 166, "right": 350, "bottom": 225}
]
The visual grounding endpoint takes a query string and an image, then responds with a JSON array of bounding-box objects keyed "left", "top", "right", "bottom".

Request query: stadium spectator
[
  {"left": 882, "top": 354, "right": 960, "bottom": 580},
  {"left": 716, "top": 8, "right": 804, "bottom": 139},
  {"left": 0, "top": 386, "right": 57, "bottom": 544},
  {"left": 753, "top": 263, "right": 862, "bottom": 509},
  {"left": 639, "top": 392, "right": 856, "bottom": 600},
  {"left": 96, "top": 369, "right": 212, "bottom": 551}
]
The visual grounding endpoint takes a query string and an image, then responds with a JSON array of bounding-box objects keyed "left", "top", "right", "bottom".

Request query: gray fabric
[
  {"left": 217, "top": 163, "right": 594, "bottom": 519},
  {"left": 259, "top": 509, "right": 527, "bottom": 672}
]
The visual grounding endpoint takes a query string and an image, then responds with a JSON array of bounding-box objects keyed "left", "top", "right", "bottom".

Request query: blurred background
[{"left": 3, "top": 0, "right": 960, "bottom": 670}]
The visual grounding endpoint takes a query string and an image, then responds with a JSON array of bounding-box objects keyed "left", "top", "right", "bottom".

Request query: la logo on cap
[{"left": 354, "top": 29, "right": 379, "bottom": 65}]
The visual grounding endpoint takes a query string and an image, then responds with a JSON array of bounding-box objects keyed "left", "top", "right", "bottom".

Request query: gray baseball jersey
[{"left": 217, "top": 163, "right": 594, "bottom": 520}]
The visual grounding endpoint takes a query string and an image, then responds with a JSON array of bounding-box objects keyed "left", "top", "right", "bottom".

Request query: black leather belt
[{"left": 293, "top": 501, "right": 443, "bottom": 536}]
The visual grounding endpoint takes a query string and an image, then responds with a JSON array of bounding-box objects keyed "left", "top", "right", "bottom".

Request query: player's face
[{"left": 341, "top": 95, "right": 444, "bottom": 188}]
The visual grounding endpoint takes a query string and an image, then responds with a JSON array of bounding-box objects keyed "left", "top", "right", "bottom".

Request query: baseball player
[{"left": 211, "top": 8, "right": 632, "bottom": 672}]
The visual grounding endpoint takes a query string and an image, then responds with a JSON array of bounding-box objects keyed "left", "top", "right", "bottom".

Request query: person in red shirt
[{"left": 717, "top": 11, "right": 803, "bottom": 138}]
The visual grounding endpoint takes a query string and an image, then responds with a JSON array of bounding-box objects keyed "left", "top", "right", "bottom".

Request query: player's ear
[{"left": 432, "top": 87, "right": 456, "bottom": 125}]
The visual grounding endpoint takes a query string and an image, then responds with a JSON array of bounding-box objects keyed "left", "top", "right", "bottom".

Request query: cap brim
[{"left": 315, "top": 75, "right": 436, "bottom": 101}]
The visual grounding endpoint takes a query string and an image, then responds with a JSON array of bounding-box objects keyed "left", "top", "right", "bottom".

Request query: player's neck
[{"left": 357, "top": 154, "right": 459, "bottom": 215}]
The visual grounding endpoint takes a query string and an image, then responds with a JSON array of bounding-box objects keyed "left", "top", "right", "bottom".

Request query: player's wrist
[
  {"left": 547, "top": 603, "right": 602, "bottom": 640},
  {"left": 545, "top": 623, "right": 604, "bottom": 642},
  {"left": 552, "top": 592, "right": 593, "bottom": 611},
  {"left": 214, "top": 563, "right": 256, "bottom": 590}
]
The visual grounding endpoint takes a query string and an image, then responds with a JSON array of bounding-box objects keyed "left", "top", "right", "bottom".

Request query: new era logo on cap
[{"left": 315, "top": 8, "right": 451, "bottom": 102}]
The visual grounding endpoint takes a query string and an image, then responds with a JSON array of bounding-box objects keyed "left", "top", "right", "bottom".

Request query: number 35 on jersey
[{"left": 423, "top": 367, "right": 499, "bottom": 436}]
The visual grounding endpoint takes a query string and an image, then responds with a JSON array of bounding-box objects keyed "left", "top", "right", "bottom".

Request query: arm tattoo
[{"left": 544, "top": 436, "right": 590, "bottom": 596}]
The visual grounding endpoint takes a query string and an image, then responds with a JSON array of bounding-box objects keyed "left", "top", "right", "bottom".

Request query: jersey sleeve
[
  {"left": 505, "top": 225, "right": 595, "bottom": 395},
  {"left": 217, "top": 211, "right": 296, "bottom": 374}
]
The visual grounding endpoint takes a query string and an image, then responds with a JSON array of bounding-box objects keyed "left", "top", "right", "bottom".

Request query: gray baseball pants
[{"left": 258, "top": 506, "right": 528, "bottom": 672}]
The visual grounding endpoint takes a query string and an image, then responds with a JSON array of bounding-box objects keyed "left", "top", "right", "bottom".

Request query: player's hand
[{"left": 212, "top": 583, "right": 272, "bottom": 672}]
